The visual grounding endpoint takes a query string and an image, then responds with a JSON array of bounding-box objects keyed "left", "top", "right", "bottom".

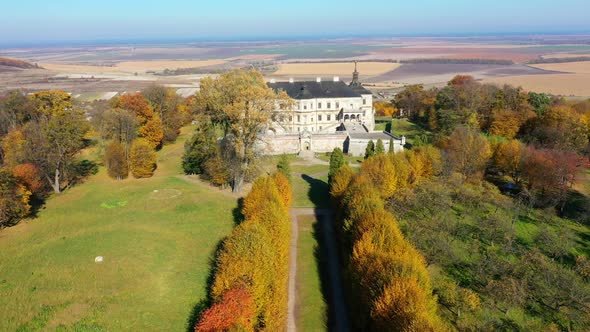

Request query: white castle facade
[{"left": 260, "top": 63, "right": 405, "bottom": 156}]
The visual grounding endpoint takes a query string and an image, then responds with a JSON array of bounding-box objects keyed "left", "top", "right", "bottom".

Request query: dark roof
[
  {"left": 350, "top": 84, "right": 372, "bottom": 95},
  {"left": 268, "top": 80, "right": 368, "bottom": 99}
]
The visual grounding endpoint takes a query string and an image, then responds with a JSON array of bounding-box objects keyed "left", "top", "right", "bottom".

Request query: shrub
[
  {"left": 129, "top": 138, "right": 157, "bottom": 178},
  {"left": 195, "top": 287, "right": 255, "bottom": 332},
  {"left": 0, "top": 170, "right": 31, "bottom": 227},
  {"left": 12, "top": 163, "right": 44, "bottom": 195}
]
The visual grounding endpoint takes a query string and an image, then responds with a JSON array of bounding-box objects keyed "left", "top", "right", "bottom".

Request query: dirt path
[{"left": 288, "top": 208, "right": 350, "bottom": 332}]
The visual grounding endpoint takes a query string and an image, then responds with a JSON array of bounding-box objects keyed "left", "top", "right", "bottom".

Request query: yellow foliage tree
[
  {"left": 272, "top": 172, "right": 292, "bottom": 208},
  {"left": 139, "top": 115, "right": 164, "bottom": 149},
  {"left": 494, "top": 139, "right": 525, "bottom": 184},
  {"left": 1, "top": 129, "right": 26, "bottom": 168},
  {"left": 329, "top": 165, "right": 355, "bottom": 203},
  {"left": 129, "top": 138, "right": 157, "bottom": 178},
  {"left": 361, "top": 154, "right": 397, "bottom": 198}
]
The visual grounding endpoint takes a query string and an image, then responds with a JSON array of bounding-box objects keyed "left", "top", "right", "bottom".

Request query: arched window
[
  {"left": 350, "top": 114, "right": 356, "bottom": 120},
  {"left": 344, "top": 115, "right": 350, "bottom": 121}
]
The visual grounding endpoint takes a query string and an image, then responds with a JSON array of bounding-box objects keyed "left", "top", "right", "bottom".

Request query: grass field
[
  {"left": 295, "top": 214, "right": 327, "bottom": 331},
  {"left": 0, "top": 127, "right": 237, "bottom": 331},
  {"left": 390, "top": 118, "right": 432, "bottom": 146},
  {"left": 273, "top": 62, "right": 399, "bottom": 77}
]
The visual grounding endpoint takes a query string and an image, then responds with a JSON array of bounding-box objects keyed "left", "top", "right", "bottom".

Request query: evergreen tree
[
  {"left": 364, "top": 140, "right": 375, "bottom": 159},
  {"left": 375, "top": 139, "right": 385, "bottom": 155},
  {"left": 276, "top": 154, "right": 291, "bottom": 179},
  {"left": 328, "top": 147, "right": 345, "bottom": 184},
  {"left": 182, "top": 125, "right": 217, "bottom": 175}
]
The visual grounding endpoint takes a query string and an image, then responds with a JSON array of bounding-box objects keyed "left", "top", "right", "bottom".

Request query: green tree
[
  {"left": 182, "top": 124, "right": 217, "bottom": 175},
  {"left": 364, "top": 140, "right": 375, "bottom": 159},
  {"left": 129, "top": 138, "right": 157, "bottom": 178},
  {"left": 328, "top": 147, "right": 345, "bottom": 184},
  {"left": 276, "top": 154, "right": 291, "bottom": 179},
  {"left": 22, "top": 109, "right": 89, "bottom": 193},
  {"left": 375, "top": 139, "right": 385, "bottom": 155},
  {"left": 528, "top": 92, "right": 552, "bottom": 116},
  {"left": 105, "top": 141, "right": 128, "bottom": 180},
  {"left": 388, "top": 138, "right": 394, "bottom": 153}
]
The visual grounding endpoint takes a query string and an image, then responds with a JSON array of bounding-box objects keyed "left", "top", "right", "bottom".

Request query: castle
[{"left": 260, "top": 62, "right": 405, "bottom": 156}]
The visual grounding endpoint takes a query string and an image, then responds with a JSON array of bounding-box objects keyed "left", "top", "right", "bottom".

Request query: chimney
[
  {"left": 289, "top": 78, "right": 294, "bottom": 83},
  {"left": 333, "top": 76, "right": 339, "bottom": 82},
  {"left": 316, "top": 77, "right": 321, "bottom": 83},
  {"left": 270, "top": 78, "right": 276, "bottom": 83}
]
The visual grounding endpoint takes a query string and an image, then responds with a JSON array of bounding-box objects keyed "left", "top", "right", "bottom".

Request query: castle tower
[{"left": 350, "top": 60, "right": 360, "bottom": 86}]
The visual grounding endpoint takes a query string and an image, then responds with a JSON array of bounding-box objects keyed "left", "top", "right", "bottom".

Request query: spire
[{"left": 351, "top": 60, "right": 360, "bottom": 86}]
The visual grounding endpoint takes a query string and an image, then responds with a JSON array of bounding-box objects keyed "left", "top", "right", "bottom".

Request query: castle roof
[{"left": 268, "top": 80, "right": 371, "bottom": 100}]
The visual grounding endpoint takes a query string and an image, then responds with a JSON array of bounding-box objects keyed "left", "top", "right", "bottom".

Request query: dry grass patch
[{"left": 273, "top": 62, "right": 400, "bottom": 77}]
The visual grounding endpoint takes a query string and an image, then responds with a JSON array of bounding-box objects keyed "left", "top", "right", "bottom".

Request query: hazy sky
[{"left": 1, "top": 0, "right": 589, "bottom": 42}]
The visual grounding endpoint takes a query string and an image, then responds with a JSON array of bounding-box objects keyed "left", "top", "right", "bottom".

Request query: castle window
[
  {"left": 363, "top": 99, "right": 366, "bottom": 105},
  {"left": 297, "top": 115, "right": 300, "bottom": 122},
  {"left": 327, "top": 115, "right": 331, "bottom": 121},
  {"left": 319, "top": 126, "right": 322, "bottom": 130},
  {"left": 336, "top": 102, "right": 339, "bottom": 109},
  {"left": 327, "top": 102, "right": 331, "bottom": 109},
  {"left": 289, "top": 116, "right": 293, "bottom": 122},
  {"left": 318, "top": 115, "right": 322, "bottom": 121},
  {"left": 304, "top": 104, "right": 307, "bottom": 110},
  {"left": 318, "top": 102, "right": 322, "bottom": 109}
]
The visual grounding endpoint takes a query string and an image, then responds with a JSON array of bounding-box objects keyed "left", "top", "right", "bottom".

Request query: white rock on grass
[{"left": 95, "top": 256, "right": 104, "bottom": 263}]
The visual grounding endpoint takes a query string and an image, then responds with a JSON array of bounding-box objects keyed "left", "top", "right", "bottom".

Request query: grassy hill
[
  {"left": 0, "top": 57, "right": 37, "bottom": 72},
  {"left": 0, "top": 127, "right": 237, "bottom": 331}
]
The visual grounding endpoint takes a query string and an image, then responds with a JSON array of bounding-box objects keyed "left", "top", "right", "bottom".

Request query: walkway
[{"left": 287, "top": 207, "right": 350, "bottom": 332}]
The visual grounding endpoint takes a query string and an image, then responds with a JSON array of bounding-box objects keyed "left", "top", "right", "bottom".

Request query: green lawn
[
  {"left": 314, "top": 153, "right": 363, "bottom": 165},
  {"left": 390, "top": 118, "right": 432, "bottom": 145},
  {"left": 0, "top": 127, "right": 236, "bottom": 331},
  {"left": 295, "top": 215, "right": 327, "bottom": 331},
  {"left": 291, "top": 164, "right": 330, "bottom": 208}
]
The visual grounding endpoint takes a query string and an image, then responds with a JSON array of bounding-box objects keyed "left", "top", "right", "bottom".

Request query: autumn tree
[
  {"left": 195, "top": 287, "right": 256, "bottom": 332},
  {"left": 30, "top": 90, "right": 74, "bottom": 115},
  {"left": 1, "top": 129, "right": 27, "bottom": 167},
  {"left": 21, "top": 103, "right": 89, "bottom": 193},
  {"left": 443, "top": 127, "right": 491, "bottom": 180},
  {"left": 0, "top": 169, "right": 31, "bottom": 227},
  {"left": 95, "top": 108, "right": 137, "bottom": 152},
  {"left": 105, "top": 141, "right": 128, "bottom": 180},
  {"left": 374, "top": 101, "right": 398, "bottom": 117},
  {"left": 328, "top": 147, "right": 346, "bottom": 184},
  {"left": 129, "top": 138, "right": 157, "bottom": 178},
  {"left": 196, "top": 69, "right": 292, "bottom": 192},
  {"left": 493, "top": 139, "right": 525, "bottom": 184},
  {"left": 139, "top": 114, "right": 164, "bottom": 149},
  {"left": 142, "top": 85, "right": 189, "bottom": 142},
  {"left": 12, "top": 163, "right": 44, "bottom": 196},
  {"left": 0, "top": 90, "right": 38, "bottom": 136},
  {"left": 364, "top": 140, "right": 375, "bottom": 159},
  {"left": 116, "top": 93, "right": 164, "bottom": 149},
  {"left": 394, "top": 84, "right": 436, "bottom": 120}
]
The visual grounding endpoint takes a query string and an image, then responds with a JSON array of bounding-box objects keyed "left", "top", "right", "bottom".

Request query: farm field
[
  {"left": 40, "top": 59, "right": 227, "bottom": 74},
  {"left": 273, "top": 62, "right": 399, "bottom": 78},
  {"left": 530, "top": 60, "right": 590, "bottom": 74},
  {"left": 0, "top": 127, "right": 237, "bottom": 331},
  {"left": 483, "top": 73, "right": 590, "bottom": 97}
]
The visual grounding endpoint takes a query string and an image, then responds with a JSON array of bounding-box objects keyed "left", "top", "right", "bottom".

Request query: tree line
[
  {"left": 329, "top": 146, "right": 447, "bottom": 331},
  {"left": 195, "top": 166, "right": 292, "bottom": 331}
]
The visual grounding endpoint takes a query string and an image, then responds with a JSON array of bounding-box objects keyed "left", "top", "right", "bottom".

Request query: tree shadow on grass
[
  {"left": 561, "top": 190, "right": 590, "bottom": 225},
  {"left": 301, "top": 174, "right": 330, "bottom": 208},
  {"left": 185, "top": 237, "right": 226, "bottom": 332},
  {"left": 312, "top": 213, "right": 336, "bottom": 331}
]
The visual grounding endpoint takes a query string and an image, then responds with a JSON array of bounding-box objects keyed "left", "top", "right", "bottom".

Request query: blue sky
[{"left": 1, "top": 0, "right": 589, "bottom": 42}]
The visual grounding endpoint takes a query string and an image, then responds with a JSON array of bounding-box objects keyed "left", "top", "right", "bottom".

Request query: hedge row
[
  {"left": 196, "top": 172, "right": 292, "bottom": 331},
  {"left": 330, "top": 149, "right": 447, "bottom": 331}
]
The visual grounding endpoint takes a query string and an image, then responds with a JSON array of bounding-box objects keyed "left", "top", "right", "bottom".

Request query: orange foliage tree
[
  {"left": 12, "top": 163, "right": 44, "bottom": 196},
  {"left": 195, "top": 287, "right": 255, "bottom": 332}
]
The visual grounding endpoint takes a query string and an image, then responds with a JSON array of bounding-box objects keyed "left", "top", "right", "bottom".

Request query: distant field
[
  {"left": 530, "top": 61, "right": 590, "bottom": 74},
  {"left": 484, "top": 73, "right": 590, "bottom": 97},
  {"left": 40, "top": 59, "right": 226, "bottom": 74},
  {"left": 273, "top": 62, "right": 399, "bottom": 77}
]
